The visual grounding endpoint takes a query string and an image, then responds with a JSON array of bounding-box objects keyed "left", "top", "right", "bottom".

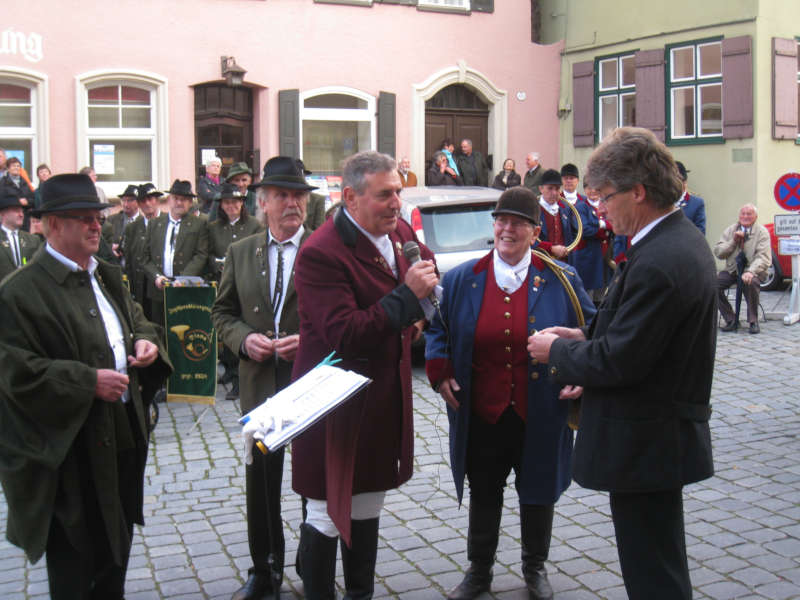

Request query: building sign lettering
[{"left": 0, "top": 28, "right": 43, "bottom": 63}]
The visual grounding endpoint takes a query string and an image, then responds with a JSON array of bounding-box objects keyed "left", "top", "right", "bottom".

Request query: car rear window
[{"left": 420, "top": 203, "right": 495, "bottom": 253}]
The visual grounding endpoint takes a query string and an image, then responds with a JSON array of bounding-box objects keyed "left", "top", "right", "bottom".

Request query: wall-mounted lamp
[{"left": 220, "top": 56, "right": 247, "bottom": 87}]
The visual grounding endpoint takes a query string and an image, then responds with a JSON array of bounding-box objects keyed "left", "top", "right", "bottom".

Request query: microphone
[{"left": 402, "top": 241, "right": 440, "bottom": 310}]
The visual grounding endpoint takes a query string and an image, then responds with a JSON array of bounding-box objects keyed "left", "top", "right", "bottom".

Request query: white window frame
[
  {"left": 76, "top": 69, "right": 168, "bottom": 196},
  {"left": 796, "top": 40, "right": 800, "bottom": 140},
  {"left": 596, "top": 54, "right": 636, "bottom": 141},
  {"left": 668, "top": 40, "right": 722, "bottom": 142},
  {"left": 0, "top": 67, "right": 48, "bottom": 173},
  {"left": 299, "top": 86, "right": 376, "bottom": 167}
]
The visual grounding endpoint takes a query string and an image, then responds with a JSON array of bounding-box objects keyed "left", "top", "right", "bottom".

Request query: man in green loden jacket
[{"left": 0, "top": 173, "right": 172, "bottom": 600}]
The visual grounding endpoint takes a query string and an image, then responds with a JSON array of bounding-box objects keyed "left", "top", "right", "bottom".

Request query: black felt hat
[
  {"left": 31, "top": 173, "right": 111, "bottom": 217},
  {"left": 560, "top": 163, "right": 579, "bottom": 178},
  {"left": 137, "top": 182, "right": 163, "bottom": 201},
  {"left": 118, "top": 184, "right": 139, "bottom": 199},
  {"left": 675, "top": 161, "right": 689, "bottom": 181},
  {"left": 250, "top": 156, "right": 317, "bottom": 191},
  {"left": 492, "top": 186, "right": 540, "bottom": 225},
  {"left": 219, "top": 182, "right": 245, "bottom": 200},
  {"left": 165, "top": 179, "right": 197, "bottom": 198},
  {"left": 0, "top": 187, "right": 26, "bottom": 211},
  {"left": 540, "top": 169, "right": 563, "bottom": 187}
]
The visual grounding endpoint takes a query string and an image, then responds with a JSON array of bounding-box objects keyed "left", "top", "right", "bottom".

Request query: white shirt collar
[
  {"left": 46, "top": 242, "right": 97, "bottom": 273},
  {"left": 493, "top": 249, "right": 530, "bottom": 294},
  {"left": 268, "top": 225, "right": 305, "bottom": 248},
  {"left": 1, "top": 224, "right": 18, "bottom": 238},
  {"left": 630, "top": 209, "right": 678, "bottom": 246},
  {"left": 539, "top": 197, "right": 559, "bottom": 216}
]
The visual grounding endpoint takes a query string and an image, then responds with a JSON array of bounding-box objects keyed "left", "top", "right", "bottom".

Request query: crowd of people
[{"left": 0, "top": 130, "right": 770, "bottom": 600}]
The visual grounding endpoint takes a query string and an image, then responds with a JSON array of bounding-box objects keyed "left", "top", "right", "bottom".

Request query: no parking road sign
[{"left": 774, "top": 172, "right": 800, "bottom": 211}]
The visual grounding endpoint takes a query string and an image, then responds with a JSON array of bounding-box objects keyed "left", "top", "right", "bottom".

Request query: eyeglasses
[
  {"left": 60, "top": 214, "right": 105, "bottom": 225},
  {"left": 599, "top": 189, "right": 628, "bottom": 204}
]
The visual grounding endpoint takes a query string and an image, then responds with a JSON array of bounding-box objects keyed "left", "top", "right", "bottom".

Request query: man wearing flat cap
[
  {"left": 142, "top": 179, "right": 209, "bottom": 326},
  {"left": 0, "top": 173, "right": 171, "bottom": 600},
  {"left": 212, "top": 156, "right": 314, "bottom": 599},
  {"left": 0, "top": 187, "right": 40, "bottom": 281}
]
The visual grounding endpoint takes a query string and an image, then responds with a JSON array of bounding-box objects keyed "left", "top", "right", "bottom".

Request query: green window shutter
[
  {"left": 377, "top": 91, "right": 396, "bottom": 157},
  {"left": 471, "top": 0, "right": 494, "bottom": 12},
  {"left": 278, "top": 89, "right": 300, "bottom": 158}
]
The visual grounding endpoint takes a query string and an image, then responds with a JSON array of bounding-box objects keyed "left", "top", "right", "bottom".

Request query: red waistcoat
[
  {"left": 541, "top": 210, "right": 564, "bottom": 245},
  {"left": 470, "top": 261, "right": 528, "bottom": 424}
]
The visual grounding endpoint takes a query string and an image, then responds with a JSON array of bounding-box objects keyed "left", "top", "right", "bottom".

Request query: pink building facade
[{"left": 1, "top": 0, "right": 561, "bottom": 196}]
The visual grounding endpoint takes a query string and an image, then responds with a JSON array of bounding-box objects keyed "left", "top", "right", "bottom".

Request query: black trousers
[
  {"left": 466, "top": 407, "right": 525, "bottom": 509},
  {"left": 717, "top": 270, "right": 760, "bottom": 324},
  {"left": 610, "top": 488, "right": 691, "bottom": 600},
  {"left": 46, "top": 512, "right": 132, "bottom": 600},
  {"left": 244, "top": 361, "right": 290, "bottom": 577}
]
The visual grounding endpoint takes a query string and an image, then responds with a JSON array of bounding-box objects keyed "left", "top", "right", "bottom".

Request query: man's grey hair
[
  {"left": 741, "top": 203, "right": 758, "bottom": 216},
  {"left": 528, "top": 152, "right": 540, "bottom": 161},
  {"left": 584, "top": 127, "right": 682, "bottom": 210},
  {"left": 462, "top": 138, "right": 473, "bottom": 146},
  {"left": 205, "top": 157, "right": 222, "bottom": 167},
  {"left": 341, "top": 151, "right": 397, "bottom": 194},
  {"left": 432, "top": 151, "right": 446, "bottom": 164}
]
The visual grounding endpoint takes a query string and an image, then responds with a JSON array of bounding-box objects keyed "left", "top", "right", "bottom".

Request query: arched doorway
[
  {"left": 194, "top": 83, "right": 254, "bottom": 179},
  {"left": 425, "top": 84, "right": 489, "bottom": 170},
  {"left": 412, "top": 63, "right": 507, "bottom": 180}
]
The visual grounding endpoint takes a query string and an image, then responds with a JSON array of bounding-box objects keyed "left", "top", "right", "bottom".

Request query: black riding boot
[
  {"left": 520, "top": 504, "right": 554, "bottom": 600},
  {"left": 298, "top": 523, "right": 338, "bottom": 600},
  {"left": 340, "top": 518, "right": 380, "bottom": 600},
  {"left": 447, "top": 504, "right": 503, "bottom": 600}
]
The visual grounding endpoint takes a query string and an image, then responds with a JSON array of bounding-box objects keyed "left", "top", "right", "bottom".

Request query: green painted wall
[{"left": 541, "top": 0, "right": 800, "bottom": 269}]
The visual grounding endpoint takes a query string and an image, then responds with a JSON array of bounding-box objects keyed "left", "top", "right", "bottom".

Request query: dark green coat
[
  {"left": 121, "top": 215, "right": 151, "bottom": 303},
  {"left": 207, "top": 215, "right": 264, "bottom": 281},
  {"left": 142, "top": 212, "right": 209, "bottom": 299},
  {"left": 211, "top": 229, "right": 309, "bottom": 413},
  {"left": 0, "top": 251, "right": 171, "bottom": 564},
  {"left": 0, "top": 228, "right": 40, "bottom": 282}
]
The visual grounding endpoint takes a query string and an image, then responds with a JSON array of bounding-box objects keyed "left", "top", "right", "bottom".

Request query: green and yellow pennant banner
[{"left": 164, "top": 285, "right": 217, "bottom": 404}]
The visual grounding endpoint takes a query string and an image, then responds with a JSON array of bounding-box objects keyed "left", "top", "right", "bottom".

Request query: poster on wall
[
  {"left": 93, "top": 144, "right": 115, "bottom": 175},
  {"left": 201, "top": 148, "right": 218, "bottom": 166}
]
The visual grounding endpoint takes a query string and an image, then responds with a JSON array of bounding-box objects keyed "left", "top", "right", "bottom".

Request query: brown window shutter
[
  {"left": 722, "top": 36, "right": 753, "bottom": 139},
  {"left": 635, "top": 49, "right": 666, "bottom": 142},
  {"left": 772, "top": 38, "right": 798, "bottom": 140},
  {"left": 377, "top": 91, "right": 396, "bottom": 158},
  {"left": 572, "top": 61, "right": 594, "bottom": 147},
  {"left": 278, "top": 89, "right": 300, "bottom": 158}
]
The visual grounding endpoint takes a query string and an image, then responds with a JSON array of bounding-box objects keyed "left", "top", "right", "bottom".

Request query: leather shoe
[
  {"left": 231, "top": 573, "right": 272, "bottom": 600},
  {"left": 749, "top": 321, "right": 760, "bottom": 334},
  {"left": 720, "top": 320, "right": 738, "bottom": 332}
]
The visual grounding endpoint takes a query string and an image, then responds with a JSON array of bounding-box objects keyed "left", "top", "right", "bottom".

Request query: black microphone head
[{"left": 402, "top": 241, "right": 421, "bottom": 262}]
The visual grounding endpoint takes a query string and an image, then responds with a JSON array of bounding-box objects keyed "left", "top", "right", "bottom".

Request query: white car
[{"left": 400, "top": 186, "right": 503, "bottom": 276}]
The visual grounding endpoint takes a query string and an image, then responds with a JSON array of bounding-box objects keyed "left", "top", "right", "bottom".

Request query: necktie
[
  {"left": 11, "top": 231, "right": 21, "bottom": 267},
  {"left": 272, "top": 242, "right": 285, "bottom": 312},
  {"left": 169, "top": 222, "right": 178, "bottom": 249}
]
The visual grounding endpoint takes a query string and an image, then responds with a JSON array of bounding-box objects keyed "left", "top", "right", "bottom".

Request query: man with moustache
[
  {"left": 0, "top": 173, "right": 170, "bottom": 600},
  {"left": 291, "top": 151, "right": 438, "bottom": 597},
  {"left": 528, "top": 128, "right": 716, "bottom": 600},
  {"left": 142, "top": 180, "right": 209, "bottom": 327},
  {"left": 212, "top": 157, "right": 314, "bottom": 599}
]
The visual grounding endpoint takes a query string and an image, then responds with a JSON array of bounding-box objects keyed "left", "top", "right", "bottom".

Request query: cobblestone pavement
[{"left": 1, "top": 307, "right": 799, "bottom": 599}]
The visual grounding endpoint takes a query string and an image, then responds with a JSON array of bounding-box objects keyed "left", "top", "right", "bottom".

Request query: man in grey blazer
[
  {"left": 141, "top": 180, "right": 209, "bottom": 326},
  {"left": 211, "top": 156, "right": 315, "bottom": 600}
]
